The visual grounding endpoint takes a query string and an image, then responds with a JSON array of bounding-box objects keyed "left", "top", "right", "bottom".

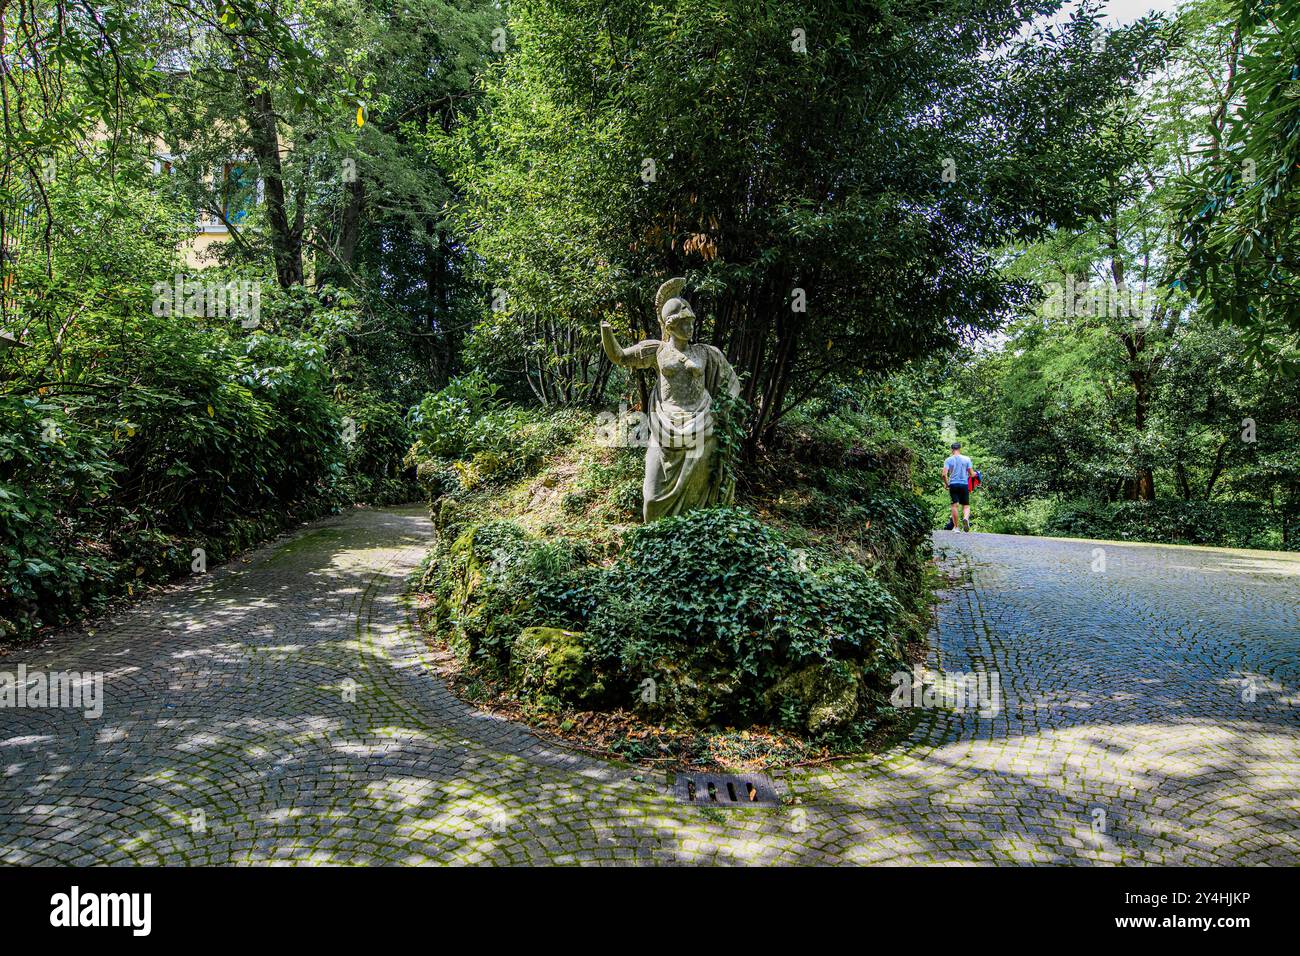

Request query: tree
[
  {"left": 447, "top": 0, "right": 1168, "bottom": 448},
  {"left": 149, "top": 0, "right": 495, "bottom": 385},
  {"left": 1175, "top": 0, "right": 1300, "bottom": 367},
  {"left": 985, "top": 0, "right": 1262, "bottom": 500},
  {"left": 152, "top": 0, "right": 363, "bottom": 289}
]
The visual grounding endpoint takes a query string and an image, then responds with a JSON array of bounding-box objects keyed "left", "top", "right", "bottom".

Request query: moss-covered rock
[
  {"left": 766, "top": 661, "right": 862, "bottom": 736},
  {"left": 639, "top": 658, "right": 740, "bottom": 727},
  {"left": 509, "top": 626, "right": 602, "bottom": 705},
  {"left": 434, "top": 496, "right": 460, "bottom": 534},
  {"left": 448, "top": 523, "right": 486, "bottom": 605},
  {"left": 434, "top": 521, "right": 535, "bottom": 665}
]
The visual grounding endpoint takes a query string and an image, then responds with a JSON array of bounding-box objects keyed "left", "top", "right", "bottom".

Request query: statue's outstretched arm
[{"left": 600, "top": 321, "right": 658, "bottom": 369}]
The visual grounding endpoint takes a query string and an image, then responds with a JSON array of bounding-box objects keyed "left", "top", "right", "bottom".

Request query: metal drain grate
[{"left": 674, "top": 773, "right": 780, "bottom": 807}]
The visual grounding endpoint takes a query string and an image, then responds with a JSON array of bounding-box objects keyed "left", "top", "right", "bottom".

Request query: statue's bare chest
[{"left": 659, "top": 344, "right": 706, "bottom": 380}]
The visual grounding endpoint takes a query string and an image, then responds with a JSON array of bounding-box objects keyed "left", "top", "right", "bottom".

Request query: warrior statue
[{"left": 600, "top": 278, "right": 741, "bottom": 522}]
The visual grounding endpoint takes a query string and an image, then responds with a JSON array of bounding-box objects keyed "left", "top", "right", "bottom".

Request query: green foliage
[
  {"left": 422, "top": 506, "right": 905, "bottom": 731},
  {"left": 1045, "top": 499, "right": 1283, "bottom": 549},
  {"left": 708, "top": 387, "right": 749, "bottom": 495},
  {"left": 0, "top": 166, "right": 425, "bottom": 639},
  {"left": 1175, "top": 0, "right": 1300, "bottom": 359},
  {"left": 574, "top": 446, "right": 644, "bottom": 521},
  {"left": 0, "top": 317, "right": 347, "bottom": 637},
  {"left": 408, "top": 377, "right": 584, "bottom": 492},
  {"left": 336, "top": 394, "right": 418, "bottom": 505},
  {"left": 920, "top": 0, "right": 1296, "bottom": 549},
  {"left": 933, "top": 299, "right": 1300, "bottom": 547},
  {"left": 408, "top": 372, "right": 503, "bottom": 458},
  {"left": 595, "top": 508, "right": 899, "bottom": 675},
  {"left": 760, "top": 387, "right": 936, "bottom": 617},
  {"left": 593, "top": 507, "right": 904, "bottom": 730},
  {"left": 965, "top": 497, "right": 1060, "bottom": 537},
  {"left": 445, "top": 0, "right": 1169, "bottom": 435},
  {"left": 418, "top": 519, "right": 590, "bottom": 665},
  {"left": 780, "top": 367, "right": 948, "bottom": 490},
  {"left": 0, "top": 396, "right": 118, "bottom": 635},
  {"left": 0, "top": 0, "right": 473, "bottom": 641}
]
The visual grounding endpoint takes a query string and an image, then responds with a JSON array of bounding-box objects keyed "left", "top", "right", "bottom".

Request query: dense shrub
[
  {"left": 969, "top": 495, "right": 1059, "bottom": 536},
  {"left": 0, "top": 318, "right": 352, "bottom": 639},
  {"left": 407, "top": 371, "right": 503, "bottom": 459},
  {"left": 2, "top": 284, "right": 426, "bottom": 640},
  {"left": 0, "top": 396, "right": 119, "bottom": 635},
  {"left": 336, "top": 395, "right": 418, "bottom": 505},
  {"left": 587, "top": 507, "right": 900, "bottom": 681},
  {"left": 408, "top": 375, "right": 583, "bottom": 494},
  {"left": 1044, "top": 499, "right": 1283, "bottom": 549},
  {"left": 767, "top": 438, "right": 932, "bottom": 619},
  {"left": 932, "top": 484, "right": 1293, "bottom": 551},
  {"left": 421, "top": 507, "right": 905, "bottom": 734}
]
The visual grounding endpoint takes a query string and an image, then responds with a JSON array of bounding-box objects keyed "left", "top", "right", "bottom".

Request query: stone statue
[{"left": 601, "top": 277, "right": 741, "bottom": 522}]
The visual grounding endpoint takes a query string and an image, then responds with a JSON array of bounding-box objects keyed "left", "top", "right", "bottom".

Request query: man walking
[{"left": 943, "top": 442, "right": 975, "bottom": 532}]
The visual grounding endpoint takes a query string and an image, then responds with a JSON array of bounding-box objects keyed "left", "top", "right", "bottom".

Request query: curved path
[{"left": 1, "top": 507, "right": 1297, "bottom": 865}]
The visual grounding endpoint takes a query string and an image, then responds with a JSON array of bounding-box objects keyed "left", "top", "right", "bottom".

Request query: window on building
[{"left": 223, "top": 162, "right": 257, "bottom": 225}]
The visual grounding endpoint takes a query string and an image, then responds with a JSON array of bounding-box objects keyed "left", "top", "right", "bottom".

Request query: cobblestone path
[{"left": 2, "top": 507, "right": 1297, "bottom": 865}]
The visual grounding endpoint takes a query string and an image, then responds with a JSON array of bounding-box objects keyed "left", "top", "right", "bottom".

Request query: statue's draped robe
[{"left": 621, "top": 340, "right": 741, "bottom": 522}]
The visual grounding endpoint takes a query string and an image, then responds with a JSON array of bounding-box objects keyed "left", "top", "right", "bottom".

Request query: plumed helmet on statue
[{"left": 655, "top": 277, "right": 688, "bottom": 333}]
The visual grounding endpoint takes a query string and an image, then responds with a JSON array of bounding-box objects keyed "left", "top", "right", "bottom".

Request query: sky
[
  {"left": 1016, "top": 0, "right": 1187, "bottom": 56},
  {"left": 1038, "top": 0, "right": 1184, "bottom": 29},
  {"left": 1099, "top": 0, "right": 1183, "bottom": 23}
]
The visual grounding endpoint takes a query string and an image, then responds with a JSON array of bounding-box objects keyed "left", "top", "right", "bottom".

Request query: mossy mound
[
  {"left": 419, "top": 506, "right": 907, "bottom": 739},
  {"left": 410, "top": 406, "right": 934, "bottom": 755}
]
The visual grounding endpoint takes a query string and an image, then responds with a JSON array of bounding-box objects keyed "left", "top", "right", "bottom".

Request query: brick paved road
[{"left": 2, "top": 508, "right": 1297, "bottom": 865}]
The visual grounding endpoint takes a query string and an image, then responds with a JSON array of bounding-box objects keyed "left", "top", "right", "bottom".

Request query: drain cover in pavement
[{"left": 674, "top": 773, "right": 780, "bottom": 807}]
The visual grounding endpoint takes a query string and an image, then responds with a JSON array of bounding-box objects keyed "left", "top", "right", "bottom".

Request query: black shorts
[{"left": 948, "top": 484, "right": 970, "bottom": 505}]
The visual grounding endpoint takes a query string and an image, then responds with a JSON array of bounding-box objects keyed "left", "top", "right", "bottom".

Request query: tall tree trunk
[
  {"left": 328, "top": 176, "right": 364, "bottom": 285},
  {"left": 1204, "top": 438, "right": 1231, "bottom": 499},
  {"left": 1175, "top": 459, "right": 1192, "bottom": 500},
  {"left": 236, "top": 52, "right": 302, "bottom": 288},
  {"left": 1110, "top": 207, "right": 1155, "bottom": 501}
]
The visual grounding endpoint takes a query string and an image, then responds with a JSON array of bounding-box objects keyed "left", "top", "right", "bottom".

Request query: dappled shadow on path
[{"left": 1, "top": 516, "right": 1297, "bottom": 865}]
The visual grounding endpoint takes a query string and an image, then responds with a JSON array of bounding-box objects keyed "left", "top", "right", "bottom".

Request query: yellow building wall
[{"left": 184, "top": 230, "right": 229, "bottom": 269}]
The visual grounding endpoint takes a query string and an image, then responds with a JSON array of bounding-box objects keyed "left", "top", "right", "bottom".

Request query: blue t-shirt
[{"left": 945, "top": 454, "right": 972, "bottom": 486}]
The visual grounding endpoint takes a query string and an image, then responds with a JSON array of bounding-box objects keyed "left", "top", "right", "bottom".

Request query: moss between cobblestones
[
  {"left": 263, "top": 527, "right": 348, "bottom": 564},
  {"left": 9, "top": 505, "right": 1298, "bottom": 865}
]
